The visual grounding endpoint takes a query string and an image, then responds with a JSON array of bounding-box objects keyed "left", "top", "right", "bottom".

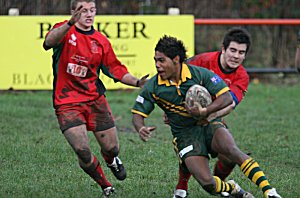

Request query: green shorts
[{"left": 172, "top": 121, "right": 225, "bottom": 162}]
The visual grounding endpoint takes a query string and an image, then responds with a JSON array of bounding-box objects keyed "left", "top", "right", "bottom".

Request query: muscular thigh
[
  {"left": 211, "top": 126, "right": 248, "bottom": 164},
  {"left": 93, "top": 127, "right": 119, "bottom": 151},
  {"left": 185, "top": 156, "right": 214, "bottom": 186},
  {"left": 63, "top": 124, "right": 90, "bottom": 152},
  {"left": 211, "top": 126, "right": 236, "bottom": 154}
]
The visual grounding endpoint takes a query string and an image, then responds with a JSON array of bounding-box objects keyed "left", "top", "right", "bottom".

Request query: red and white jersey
[
  {"left": 44, "top": 20, "right": 129, "bottom": 106},
  {"left": 186, "top": 51, "right": 249, "bottom": 105}
]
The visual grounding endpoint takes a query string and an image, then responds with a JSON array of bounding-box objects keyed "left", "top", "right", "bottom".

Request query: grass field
[{"left": 0, "top": 82, "right": 300, "bottom": 198}]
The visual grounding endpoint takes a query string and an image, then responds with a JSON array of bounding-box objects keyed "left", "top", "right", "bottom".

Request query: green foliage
[{"left": 0, "top": 83, "right": 300, "bottom": 197}]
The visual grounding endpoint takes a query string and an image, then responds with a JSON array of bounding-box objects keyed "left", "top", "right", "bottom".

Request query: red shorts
[{"left": 55, "top": 95, "right": 115, "bottom": 132}]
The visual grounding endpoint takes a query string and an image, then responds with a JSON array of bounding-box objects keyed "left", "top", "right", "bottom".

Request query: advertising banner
[{"left": 0, "top": 15, "right": 194, "bottom": 90}]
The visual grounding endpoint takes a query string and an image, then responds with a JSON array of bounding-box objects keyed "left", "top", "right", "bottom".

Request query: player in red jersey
[
  {"left": 43, "top": 0, "right": 148, "bottom": 197},
  {"left": 172, "top": 27, "right": 281, "bottom": 198}
]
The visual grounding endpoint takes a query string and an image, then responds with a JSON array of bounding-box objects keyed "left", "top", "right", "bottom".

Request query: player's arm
[
  {"left": 132, "top": 113, "right": 156, "bottom": 142},
  {"left": 206, "top": 70, "right": 249, "bottom": 121},
  {"left": 132, "top": 86, "right": 156, "bottom": 141},
  {"left": 44, "top": 5, "right": 83, "bottom": 49},
  {"left": 121, "top": 73, "right": 149, "bottom": 88},
  {"left": 186, "top": 91, "right": 232, "bottom": 118},
  {"left": 207, "top": 85, "right": 247, "bottom": 121},
  {"left": 205, "top": 91, "right": 233, "bottom": 117},
  {"left": 206, "top": 101, "right": 235, "bottom": 122}
]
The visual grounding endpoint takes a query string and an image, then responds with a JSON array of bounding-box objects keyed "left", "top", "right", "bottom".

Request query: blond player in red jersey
[{"left": 43, "top": 0, "right": 148, "bottom": 197}]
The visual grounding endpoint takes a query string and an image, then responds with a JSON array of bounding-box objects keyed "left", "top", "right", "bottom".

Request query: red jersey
[
  {"left": 44, "top": 21, "right": 129, "bottom": 106},
  {"left": 187, "top": 51, "right": 249, "bottom": 105}
]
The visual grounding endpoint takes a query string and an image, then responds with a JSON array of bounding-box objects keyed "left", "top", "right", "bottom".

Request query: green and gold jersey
[{"left": 131, "top": 63, "right": 229, "bottom": 136}]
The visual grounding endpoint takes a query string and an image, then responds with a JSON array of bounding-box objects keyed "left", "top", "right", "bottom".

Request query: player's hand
[
  {"left": 196, "top": 118, "right": 209, "bottom": 126},
  {"left": 138, "top": 126, "right": 156, "bottom": 142},
  {"left": 69, "top": 5, "right": 83, "bottom": 25},
  {"left": 137, "top": 74, "right": 150, "bottom": 88},
  {"left": 185, "top": 97, "right": 207, "bottom": 118}
]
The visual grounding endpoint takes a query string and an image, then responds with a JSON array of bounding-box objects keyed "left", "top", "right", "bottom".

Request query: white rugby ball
[{"left": 186, "top": 84, "right": 212, "bottom": 107}]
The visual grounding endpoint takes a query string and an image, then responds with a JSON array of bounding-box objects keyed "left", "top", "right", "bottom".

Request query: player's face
[
  {"left": 222, "top": 41, "right": 247, "bottom": 69},
  {"left": 75, "top": 2, "right": 96, "bottom": 30},
  {"left": 154, "top": 51, "right": 178, "bottom": 81}
]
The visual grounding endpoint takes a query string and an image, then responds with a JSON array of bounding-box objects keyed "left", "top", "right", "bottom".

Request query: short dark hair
[
  {"left": 70, "top": 0, "right": 95, "bottom": 10},
  {"left": 222, "top": 27, "right": 251, "bottom": 54},
  {"left": 155, "top": 35, "right": 187, "bottom": 63}
]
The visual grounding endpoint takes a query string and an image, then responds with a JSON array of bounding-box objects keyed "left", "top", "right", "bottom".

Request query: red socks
[
  {"left": 176, "top": 165, "right": 192, "bottom": 190},
  {"left": 81, "top": 156, "right": 111, "bottom": 190},
  {"left": 176, "top": 159, "right": 236, "bottom": 191},
  {"left": 213, "top": 160, "right": 235, "bottom": 181}
]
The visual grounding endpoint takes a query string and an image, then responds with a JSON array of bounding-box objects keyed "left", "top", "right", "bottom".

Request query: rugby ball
[{"left": 185, "top": 84, "right": 212, "bottom": 107}]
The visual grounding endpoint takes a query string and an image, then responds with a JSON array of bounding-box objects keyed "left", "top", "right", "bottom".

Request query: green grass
[{"left": 0, "top": 82, "right": 299, "bottom": 198}]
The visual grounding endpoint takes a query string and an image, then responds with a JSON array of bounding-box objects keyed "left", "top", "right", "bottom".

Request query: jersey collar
[
  {"left": 75, "top": 26, "right": 95, "bottom": 35},
  {"left": 158, "top": 63, "right": 192, "bottom": 86}
]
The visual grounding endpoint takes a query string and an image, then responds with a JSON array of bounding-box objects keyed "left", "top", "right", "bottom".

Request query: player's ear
[
  {"left": 172, "top": 55, "right": 180, "bottom": 65},
  {"left": 221, "top": 45, "right": 225, "bottom": 54}
]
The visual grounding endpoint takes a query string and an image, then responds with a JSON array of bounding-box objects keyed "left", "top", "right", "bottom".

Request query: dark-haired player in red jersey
[
  {"left": 43, "top": 0, "right": 148, "bottom": 197},
  {"left": 172, "top": 27, "right": 281, "bottom": 198}
]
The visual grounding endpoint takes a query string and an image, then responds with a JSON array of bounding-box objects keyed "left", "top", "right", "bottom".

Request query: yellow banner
[{"left": 0, "top": 15, "right": 194, "bottom": 90}]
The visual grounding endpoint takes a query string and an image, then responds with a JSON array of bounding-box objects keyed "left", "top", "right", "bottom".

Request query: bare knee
[
  {"left": 102, "top": 146, "right": 119, "bottom": 157},
  {"left": 222, "top": 146, "right": 248, "bottom": 165},
  {"left": 192, "top": 171, "right": 216, "bottom": 194},
  {"left": 75, "top": 146, "right": 92, "bottom": 164}
]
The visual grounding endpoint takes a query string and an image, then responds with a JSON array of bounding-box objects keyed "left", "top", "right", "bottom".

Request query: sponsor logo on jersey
[
  {"left": 68, "top": 33, "right": 77, "bottom": 46},
  {"left": 71, "top": 54, "right": 88, "bottom": 64},
  {"left": 90, "top": 40, "right": 99, "bottom": 53},
  {"left": 67, "top": 63, "right": 88, "bottom": 77}
]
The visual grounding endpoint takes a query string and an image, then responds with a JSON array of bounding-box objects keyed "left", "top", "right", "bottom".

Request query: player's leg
[
  {"left": 173, "top": 128, "right": 240, "bottom": 197},
  {"left": 55, "top": 103, "right": 112, "bottom": 193},
  {"left": 174, "top": 154, "right": 236, "bottom": 195},
  {"left": 173, "top": 163, "right": 192, "bottom": 198},
  {"left": 184, "top": 155, "right": 237, "bottom": 196},
  {"left": 174, "top": 152, "right": 236, "bottom": 197},
  {"left": 211, "top": 126, "right": 281, "bottom": 198},
  {"left": 176, "top": 163, "right": 192, "bottom": 191},
  {"left": 213, "top": 120, "right": 237, "bottom": 181},
  {"left": 94, "top": 127, "right": 126, "bottom": 180},
  {"left": 90, "top": 95, "right": 126, "bottom": 181},
  {"left": 63, "top": 124, "right": 112, "bottom": 190},
  {"left": 214, "top": 154, "right": 236, "bottom": 181}
]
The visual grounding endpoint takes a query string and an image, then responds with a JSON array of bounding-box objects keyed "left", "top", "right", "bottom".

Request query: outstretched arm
[
  {"left": 132, "top": 113, "right": 156, "bottom": 142},
  {"left": 121, "top": 73, "right": 149, "bottom": 88}
]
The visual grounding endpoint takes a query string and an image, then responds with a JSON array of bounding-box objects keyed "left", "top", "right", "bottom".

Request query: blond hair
[{"left": 70, "top": 0, "right": 95, "bottom": 10}]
